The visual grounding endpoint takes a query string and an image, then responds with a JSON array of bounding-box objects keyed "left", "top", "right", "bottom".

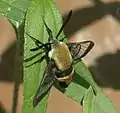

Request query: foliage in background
[{"left": 0, "top": 0, "right": 118, "bottom": 113}]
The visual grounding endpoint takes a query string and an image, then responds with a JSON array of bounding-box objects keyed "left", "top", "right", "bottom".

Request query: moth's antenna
[
  {"left": 42, "top": 16, "right": 53, "bottom": 41},
  {"left": 55, "top": 10, "right": 72, "bottom": 39}
]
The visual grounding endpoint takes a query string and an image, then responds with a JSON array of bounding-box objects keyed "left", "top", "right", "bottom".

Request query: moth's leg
[
  {"left": 27, "top": 32, "right": 52, "bottom": 51},
  {"left": 60, "top": 37, "right": 66, "bottom": 42},
  {"left": 24, "top": 51, "right": 44, "bottom": 62},
  {"left": 26, "top": 33, "right": 44, "bottom": 47},
  {"left": 30, "top": 43, "right": 52, "bottom": 51},
  {"left": 30, "top": 46, "right": 42, "bottom": 51},
  {"left": 42, "top": 16, "right": 53, "bottom": 41},
  {"left": 25, "top": 55, "right": 46, "bottom": 68}
]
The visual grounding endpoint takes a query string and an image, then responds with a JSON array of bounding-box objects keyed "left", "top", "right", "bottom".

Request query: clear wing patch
[
  {"left": 67, "top": 41, "right": 94, "bottom": 60},
  {"left": 33, "top": 60, "right": 56, "bottom": 106}
]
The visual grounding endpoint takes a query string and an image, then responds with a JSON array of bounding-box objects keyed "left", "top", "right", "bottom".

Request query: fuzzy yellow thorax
[{"left": 49, "top": 39, "right": 72, "bottom": 71}]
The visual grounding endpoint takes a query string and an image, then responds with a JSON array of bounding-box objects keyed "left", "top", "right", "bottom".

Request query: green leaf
[
  {"left": 92, "top": 91, "right": 118, "bottom": 113},
  {"left": 92, "top": 99, "right": 105, "bottom": 113},
  {"left": 0, "top": 0, "right": 29, "bottom": 27},
  {"left": 0, "top": 0, "right": 29, "bottom": 113},
  {"left": 64, "top": 71, "right": 89, "bottom": 102},
  {"left": 74, "top": 61, "right": 117, "bottom": 112},
  {"left": 65, "top": 58, "right": 118, "bottom": 112},
  {"left": 74, "top": 61, "right": 100, "bottom": 93},
  {"left": 83, "top": 86, "right": 94, "bottom": 113},
  {"left": 23, "top": 0, "right": 118, "bottom": 113},
  {"left": 74, "top": 62, "right": 117, "bottom": 112},
  {"left": 0, "top": 0, "right": 118, "bottom": 113},
  {"left": 23, "top": 0, "right": 64, "bottom": 113},
  {"left": 64, "top": 60, "right": 99, "bottom": 104}
]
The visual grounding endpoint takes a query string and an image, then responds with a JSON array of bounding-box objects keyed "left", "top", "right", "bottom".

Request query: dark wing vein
[
  {"left": 67, "top": 41, "right": 94, "bottom": 60},
  {"left": 33, "top": 60, "right": 56, "bottom": 107}
]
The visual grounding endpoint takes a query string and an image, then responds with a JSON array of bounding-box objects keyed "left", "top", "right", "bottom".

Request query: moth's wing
[
  {"left": 67, "top": 41, "right": 94, "bottom": 60},
  {"left": 33, "top": 60, "right": 56, "bottom": 107}
]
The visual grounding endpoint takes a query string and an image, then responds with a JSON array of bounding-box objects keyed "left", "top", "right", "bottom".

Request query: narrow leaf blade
[
  {"left": 83, "top": 86, "right": 94, "bottom": 113},
  {"left": 23, "top": 0, "right": 64, "bottom": 113},
  {"left": 0, "top": 0, "right": 29, "bottom": 27}
]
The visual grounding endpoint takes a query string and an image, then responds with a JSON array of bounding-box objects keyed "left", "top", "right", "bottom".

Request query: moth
[{"left": 25, "top": 10, "right": 94, "bottom": 107}]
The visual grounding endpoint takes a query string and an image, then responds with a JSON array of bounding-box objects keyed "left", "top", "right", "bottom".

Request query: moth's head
[{"left": 49, "top": 37, "right": 60, "bottom": 48}]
